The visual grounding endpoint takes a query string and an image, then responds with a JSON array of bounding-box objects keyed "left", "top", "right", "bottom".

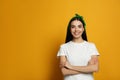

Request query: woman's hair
[{"left": 65, "top": 14, "right": 88, "bottom": 43}]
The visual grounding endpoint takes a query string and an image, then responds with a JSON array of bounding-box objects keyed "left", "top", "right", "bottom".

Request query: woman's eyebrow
[
  {"left": 71, "top": 25, "right": 75, "bottom": 26},
  {"left": 78, "top": 24, "right": 82, "bottom": 25},
  {"left": 78, "top": 24, "right": 83, "bottom": 26},
  {"left": 71, "top": 24, "right": 82, "bottom": 26}
]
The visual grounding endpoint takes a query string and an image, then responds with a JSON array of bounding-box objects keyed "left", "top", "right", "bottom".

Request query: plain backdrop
[{"left": 0, "top": 0, "right": 120, "bottom": 80}]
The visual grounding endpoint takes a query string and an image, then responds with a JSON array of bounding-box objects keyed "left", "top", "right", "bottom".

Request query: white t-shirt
[{"left": 57, "top": 40, "right": 100, "bottom": 80}]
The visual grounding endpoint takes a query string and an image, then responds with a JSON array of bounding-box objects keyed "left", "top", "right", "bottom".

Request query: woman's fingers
[
  {"left": 59, "top": 61, "right": 66, "bottom": 68},
  {"left": 59, "top": 61, "right": 72, "bottom": 69},
  {"left": 65, "top": 61, "right": 72, "bottom": 69}
]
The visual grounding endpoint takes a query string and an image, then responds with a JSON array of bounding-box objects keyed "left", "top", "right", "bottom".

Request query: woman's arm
[
  {"left": 65, "top": 55, "right": 99, "bottom": 73},
  {"left": 61, "top": 67, "right": 81, "bottom": 76},
  {"left": 59, "top": 56, "right": 81, "bottom": 76}
]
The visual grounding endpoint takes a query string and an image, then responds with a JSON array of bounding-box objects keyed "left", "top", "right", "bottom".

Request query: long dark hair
[{"left": 65, "top": 14, "right": 88, "bottom": 43}]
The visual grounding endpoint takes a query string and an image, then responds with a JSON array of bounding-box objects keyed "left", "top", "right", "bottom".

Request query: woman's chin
[
  {"left": 72, "top": 34, "right": 82, "bottom": 38},
  {"left": 73, "top": 36, "right": 81, "bottom": 39}
]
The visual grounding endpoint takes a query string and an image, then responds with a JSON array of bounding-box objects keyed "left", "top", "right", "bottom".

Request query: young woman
[{"left": 57, "top": 14, "right": 100, "bottom": 80}]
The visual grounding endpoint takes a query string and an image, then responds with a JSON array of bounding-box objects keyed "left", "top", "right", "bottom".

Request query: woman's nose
[{"left": 75, "top": 27, "right": 79, "bottom": 30}]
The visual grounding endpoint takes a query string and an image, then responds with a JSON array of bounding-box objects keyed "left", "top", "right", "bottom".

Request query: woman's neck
[{"left": 72, "top": 37, "right": 84, "bottom": 43}]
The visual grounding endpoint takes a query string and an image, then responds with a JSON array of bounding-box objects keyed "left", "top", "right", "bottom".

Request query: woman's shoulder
[
  {"left": 59, "top": 41, "right": 72, "bottom": 48},
  {"left": 85, "top": 41, "right": 96, "bottom": 46}
]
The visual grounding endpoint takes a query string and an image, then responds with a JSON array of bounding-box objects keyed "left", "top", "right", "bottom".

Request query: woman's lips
[{"left": 73, "top": 32, "right": 80, "bottom": 35}]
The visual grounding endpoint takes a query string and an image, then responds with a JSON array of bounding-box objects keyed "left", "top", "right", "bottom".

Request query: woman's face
[{"left": 70, "top": 20, "right": 84, "bottom": 39}]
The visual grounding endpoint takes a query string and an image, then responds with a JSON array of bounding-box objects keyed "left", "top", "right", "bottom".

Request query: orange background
[{"left": 0, "top": 0, "right": 120, "bottom": 80}]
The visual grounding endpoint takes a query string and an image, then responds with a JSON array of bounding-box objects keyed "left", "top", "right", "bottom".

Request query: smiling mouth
[{"left": 73, "top": 32, "right": 80, "bottom": 35}]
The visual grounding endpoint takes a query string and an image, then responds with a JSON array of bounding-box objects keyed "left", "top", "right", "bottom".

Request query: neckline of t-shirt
[{"left": 70, "top": 40, "right": 86, "bottom": 45}]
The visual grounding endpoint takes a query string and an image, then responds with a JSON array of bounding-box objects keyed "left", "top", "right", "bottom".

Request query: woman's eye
[
  {"left": 78, "top": 25, "right": 82, "bottom": 28},
  {"left": 71, "top": 26, "right": 75, "bottom": 28}
]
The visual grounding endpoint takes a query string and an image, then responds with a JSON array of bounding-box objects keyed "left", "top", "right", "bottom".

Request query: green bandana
[{"left": 73, "top": 14, "right": 86, "bottom": 29}]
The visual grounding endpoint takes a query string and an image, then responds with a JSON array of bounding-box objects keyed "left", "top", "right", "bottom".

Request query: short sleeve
[
  {"left": 57, "top": 45, "right": 67, "bottom": 57},
  {"left": 90, "top": 43, "right": 100, "bottom": 56}
]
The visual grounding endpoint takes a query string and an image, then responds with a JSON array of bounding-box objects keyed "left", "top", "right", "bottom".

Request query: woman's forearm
[
  {"left": 70, "top": 64, "right": 98, "bottom": 73},
  {"left": 65, "top": 55, "right": 99, "bottom": 73},
  {"left": 61, "top": 67, "right": 81, "bottom": 76}
]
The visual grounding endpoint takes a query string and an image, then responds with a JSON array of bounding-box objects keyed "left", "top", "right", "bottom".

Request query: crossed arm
[{"left": 59, "top": 55, "right": 99, "bottom": 76}]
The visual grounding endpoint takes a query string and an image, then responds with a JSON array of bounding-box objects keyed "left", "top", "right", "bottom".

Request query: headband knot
[{"left": 75, "top": 14, "right": 83, "bottom": 19}]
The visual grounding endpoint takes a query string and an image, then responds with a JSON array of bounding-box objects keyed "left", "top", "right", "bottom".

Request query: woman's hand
[
  {"left": 65, "top": 61, "right": 73, "bottom": 69},
  {"left": 59, "top": 61, "right": 66, "bottom": 68}
]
